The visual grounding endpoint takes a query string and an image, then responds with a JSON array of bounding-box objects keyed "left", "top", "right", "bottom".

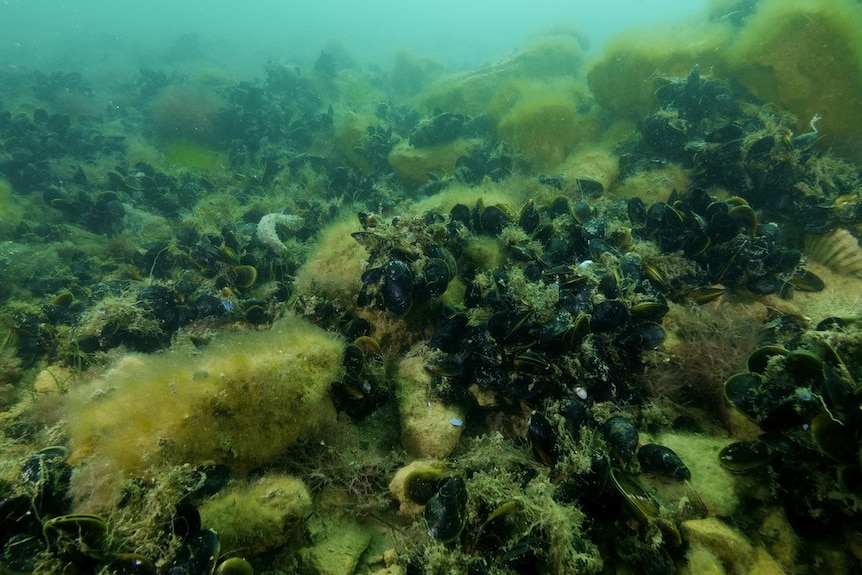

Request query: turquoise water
[{"left": 0, "top": 0, "right": 707, "bottom": 70}]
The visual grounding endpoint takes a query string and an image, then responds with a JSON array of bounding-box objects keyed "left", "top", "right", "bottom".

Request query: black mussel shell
[
  {"left": 171, "top": 498, "right": 202, "bottom": 540},
  {"left": 519, "top": 199, "right": 540, "bottom": 234},
  {"left": 187, "top": 463, "right": 233, "bottom": 500},
  {"left": 630, "top": 297, "right": 669, "bottom": 322},
  {"left": 1, "top": 531, "right": 45, "bottom": 573},
  {"left": 487, "top": 308, "right": 530, "bottom": 344},
  {"left": 746, "top": 345, "right": 787, "bottom": 374},
  {"left": 450, "top": 203, "right": 471, "bottom": 227},
  {"left": 790, "top": 269, "right": 825, "bottom": 292},
  {"left": 422, "top": 258, "right": 452, "bottom": 299},
  {"left": 0, "top": 494, "right": 40, "bottom": 545},
  {"left": 816, "top": 317, "right": 850, "bottom": 332},
  {"left": 232, "top": 265, "right": 257, "bottom": 289},
  {"left": 775, "top": 466, "right": 841, "bottom": 541},
  {"left": 405, "top": 467, "right": 452, "bottom": 505},
  {"left": 597, "top": 273, "right": 619, "bottom": 300},
  {"left": 424, "top": 354, "right": 463, "bottom": 378},
  {"left": 718, "top": 440, "right": 774, "bottom": 473},
  {"left": 616, "top": 323, "right": 665, "bottom": 352},
  {"left": 559, "top": 451, "right": 611, "bottom": 509},
  {"left": 602, "top": 416, "right": 639, "bottom": 467},
  {"left": 43, "top": 513, "right": 107, "bottom": 555},
  {"left": 723, "top": 372, "right": 763, "bottom": 421},
  {"left": 425, "top": 477, "right": 468, "bottom": 543},
  {"left": 678, "top": 286, "right": 726, "bottom": 305},
  {"left": 637, "top": 444, "right": 691, "bottom": 480},
  {"left": 478, "top": 204, "right": 511, "bottom": 236},
  {"left": 382, "top": 259, "right": 414, "bottom": 316},
  {"left": 573, "top": 200, "right": 594, "bottom": 225},
  {"left": 810, "top": 411, "right": 858, "bottom": 464},
  {"left": 574, "top": 177, "right": 604, "bottom": 199},
  {"left": 527, "top": 413, "right": 559, "bottom": 467},
  {"left": 342, "top": 343, "right": 366, "bottom": 382},
  {"left": 783, "top": 349, "right": 824, "bottom": 387},
  {"left": 627, "top": 197, "right": 646, "bottom": 225},
  {"left": 549, "top": 196, "right": 571, "bottom": 218},
  {"left": 619, "top": 252, "right": 642, "bottom": 282},
  {"left": 243, "top": 299, "right": 270, "bottom": 325},
  {"left": 565, "top": 400, "right": 590, "bottom": 437},
  {"left": 609, "top": 468, "right": 659, "bottom": 524},
  {"left": 590, "top": 300, "right": 629, "bottom": 332},
  {"left": 747, "top": 274, "right": 782, "bottom": 295},
  {"left": 343, "top": 316, "right": 372, "bottom": 341}
]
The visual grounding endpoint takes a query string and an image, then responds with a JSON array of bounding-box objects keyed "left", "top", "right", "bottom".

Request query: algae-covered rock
[
  {"left": 422, "top": 33, "right": 585, "bottom": 115},
  {"left": 587, "top": 24, "right": 732, "bottom": 119},
  {"left": 681, "top": 518, "right": 755, "bottom": 575},
  {"left": 682, "top": 545, "right": 727, "bottom": 575},
  {"left": 387, "top": 138, "right": 478, "bottom": 185},
  {"left": 334, "top": 110, "right": 379, "bottom": 174},
  {"left": 294, "top": 216, "right": 366, "bottom": 314},
  {"left": 65, "top": 315, "right": 344, "bottom": 476},
  {"left": 388, "top": 459, "right": 447, "bottom": 516},
  {"left": 758, "top": 508, "right": 798, "bottom": 570},
  {"left": 199, "top": 474, "right": 312, "bottom": 556},
  {"left": 491, "top": 78, "right": 594, "bottom": 169},
  {"left": 301, "top": 514, "right": 372, "bottom": 575},
  {"left": 396, "top": 353, "right": 465, "bottom": 458},
  {"left": 727, "top": 0, "right": 862, "bottom": 162}
]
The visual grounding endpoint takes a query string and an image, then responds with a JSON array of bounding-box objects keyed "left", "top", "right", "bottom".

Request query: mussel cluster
[
  {"left": 0, "top": 447, "right": 245, "bottom": 574},
  {"left": 396, "top": 403, "right": 703, "bottom": 573},
  {"left": 2, "top": 206, "right": 311, "bottom": 366},
  {"left": 720, "top": 316, "right": 862, "bottom": 541},
  {"left": 621, "top": 65, "right": 862, "bottom": 234},
  {"left": 353, "top": 194, "right": 673, "bottom": 410},
  {"left": 0, "top": 106, "right": 126, "bottom": 193},
  {"left": 346, "top": 196, "right": 722, "bottom": 570},
  {"left": 628, "top": 187, "right": 825, "bottom": 298}
]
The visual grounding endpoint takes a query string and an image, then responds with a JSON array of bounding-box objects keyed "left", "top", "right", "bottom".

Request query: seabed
[{"left": 2, "top": 1, "right": 862, "bottom": 574}]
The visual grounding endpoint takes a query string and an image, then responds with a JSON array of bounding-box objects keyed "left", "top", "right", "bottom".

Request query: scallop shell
[{"left": 804, "top": 229, "right": 862, "bottom": 277}]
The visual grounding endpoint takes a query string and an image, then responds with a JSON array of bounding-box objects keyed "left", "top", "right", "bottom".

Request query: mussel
[{"left": 424, "top": 477, "right": 468, "bottom": 543}]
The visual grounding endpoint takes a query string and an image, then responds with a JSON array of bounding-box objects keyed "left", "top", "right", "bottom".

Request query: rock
[
  {"left": 199, "top": 474, "right": 312, "bottom": 556},
  {"left": 587, "top": 24, "right": 730, "bottom": 119},
  {"left": 395, "top": 353, "right": 465, "bottom": 458},
  {"left": 65, "top": 315, "right": 344, "bottom": 477},
  {"left": 387, "top": 138, "right": 477, "bottom": 185},
  {"left": 758, "top": 507, "right": 797, "bottom": 569},
  {"left": 748, "top": 548, "right": 787, "bottom": 575},
  {"left": 681, "top": 518, "right": 755, "bottom": 575},
  {"left": 294, "top": 216, "right": 366, "bottom": 314},
  {"left": 33, "top": 366, "right": 74, "bottom": 395},
  {"left": 727, "top": 0, "right": 862, "bottom": 163},
  {"left": 301, "top": 515, "right": 372, "bottom": 575},
  {"left": 421, "top": 34, "right": 585, "bottom": 116},
  {"left": 389, "top": 459, "right": 446, "bottom": 516},
  {"left": 682, "top": 545, "right": 726, "bottom": 575}
]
